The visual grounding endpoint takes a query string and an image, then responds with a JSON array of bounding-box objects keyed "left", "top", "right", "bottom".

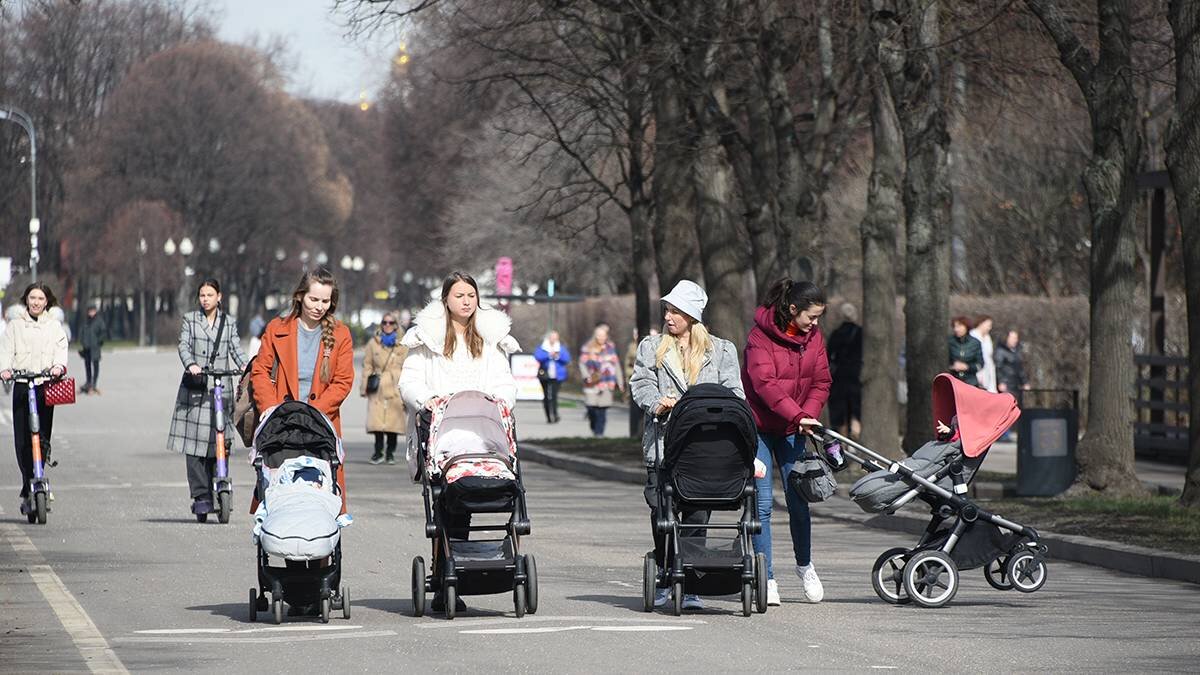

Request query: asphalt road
[{"left": 1, "top": 349, "right": 1198, "bottom": 673}]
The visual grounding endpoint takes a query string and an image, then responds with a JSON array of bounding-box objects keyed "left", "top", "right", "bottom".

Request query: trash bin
[{"left": 1016, "top": 390, "right": 1079, "bottom": 497}]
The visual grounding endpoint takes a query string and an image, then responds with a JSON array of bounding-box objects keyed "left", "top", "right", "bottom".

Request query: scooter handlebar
[{"left": 4, "top": 368, "right": 56, "bottom": 383}]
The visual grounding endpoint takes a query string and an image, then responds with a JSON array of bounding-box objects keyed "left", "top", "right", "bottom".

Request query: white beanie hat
[{"left": 661, "top": 280, "right": 708, "bottom": 323}]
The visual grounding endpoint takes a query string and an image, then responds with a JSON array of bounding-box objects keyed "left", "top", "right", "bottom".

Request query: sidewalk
[
  {"left": 981, "top": 439, "right": 1185, "bottom": 494},
  {"left": 514, "top": 396, "right": 633, "bottom": 441}
]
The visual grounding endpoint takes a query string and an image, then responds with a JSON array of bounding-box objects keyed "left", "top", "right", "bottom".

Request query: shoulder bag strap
[{"left": 208, "top": 312, "right": 226, "bottom": 370}]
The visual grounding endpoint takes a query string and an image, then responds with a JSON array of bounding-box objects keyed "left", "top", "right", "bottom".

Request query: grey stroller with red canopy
[{"left": 815, "top": 374, "right": 1049, "bottom": 608}]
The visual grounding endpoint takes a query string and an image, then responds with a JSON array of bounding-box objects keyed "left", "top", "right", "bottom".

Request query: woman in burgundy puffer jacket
[{"left": 742, "top": 279, "right": 831, "bottom": 606}]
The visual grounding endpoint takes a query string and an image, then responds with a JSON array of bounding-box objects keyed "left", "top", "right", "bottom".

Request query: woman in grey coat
[
  {"left": 167, "top": 279, "right": 247, "bottom": 518},
  {"left": 629, "top": 280, "right": 745, "bottom": 611}
]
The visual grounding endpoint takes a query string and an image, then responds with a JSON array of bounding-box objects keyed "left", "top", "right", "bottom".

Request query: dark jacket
[
  {"left": 994, "top": 342, "right": 1026, "bottom": 392},
  {"left": 826, "top": 321, "right": 862, "bottom": 384},
  {"left": 742, "top": 306, "right": 832, "bottom": 436},
  {"left": 948, "top": 334, "right": 984, "bottom": 387},
  {"left": 80, "top": 315, "right": 107, "bottom": 355}
]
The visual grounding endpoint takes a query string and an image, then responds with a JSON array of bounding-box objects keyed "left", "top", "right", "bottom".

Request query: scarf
[
  {"left": 581, "top": 340, "right": 620, "bottom": 390},
  {"left": 381, "top": 331, "right": 397, "bottom": 348}
]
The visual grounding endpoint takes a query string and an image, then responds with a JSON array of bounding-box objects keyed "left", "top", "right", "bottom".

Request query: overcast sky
[{"left": 212, "top": 0, "right": 402, "bottom": 103}]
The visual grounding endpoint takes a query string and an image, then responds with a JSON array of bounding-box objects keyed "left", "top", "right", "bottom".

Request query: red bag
[{"left": 44, "top": 378, "right": 77, "bottom": 406}]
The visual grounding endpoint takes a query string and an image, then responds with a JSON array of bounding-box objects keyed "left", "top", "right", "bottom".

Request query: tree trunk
[
  {"left": 1166, "top": 0, "right": 1200, "bottom": 507},
  {"left": 860, "top": 2, "right": 905, "bottom": 457},
  {"left": 885, "top": 0, "right": 952, "bottom": 452},
  {"left": 1025, "top": 0, "right": 1144, "bottom": 494}
]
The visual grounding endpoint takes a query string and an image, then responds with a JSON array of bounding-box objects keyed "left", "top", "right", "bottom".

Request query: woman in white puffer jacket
[{"left": 398, "top": 271, "right": 519, "bottom": 614}]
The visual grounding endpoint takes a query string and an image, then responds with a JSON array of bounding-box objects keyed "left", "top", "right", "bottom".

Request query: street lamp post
[
  {"left": 138, "top": 234, "right": 148, "bottom": 347},
  {"left": 0, "top": 106, "right": 38, "bottom": 281}
]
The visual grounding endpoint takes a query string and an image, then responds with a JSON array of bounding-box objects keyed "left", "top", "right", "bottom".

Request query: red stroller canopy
[{"left": 931, "top": 373, "right": 1021, "bottom": 458}]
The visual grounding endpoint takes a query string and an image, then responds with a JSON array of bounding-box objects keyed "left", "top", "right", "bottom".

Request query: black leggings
[
  {"left": 11, "top": 383, "right": 54, "bottom": 499},
  {"left": 540, "top": 378, "right": 561, "bottom": 422},
  {"left": 82, "top": 350, "right": 101, "bottom": 389},
  {"left": 373, "top": 432, "right": 399, "bottom": 455}
]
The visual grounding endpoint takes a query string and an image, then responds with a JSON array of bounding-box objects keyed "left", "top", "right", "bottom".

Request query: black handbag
[
  {"left": 366, "top": 374, "right": 381, "bottom": 394},
  {"left": 181, "top": 313, "right": 225, "bottom": 391}
]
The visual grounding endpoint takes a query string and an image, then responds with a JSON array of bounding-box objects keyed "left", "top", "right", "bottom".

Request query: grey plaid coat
[{"left": 167, "top": 311, "right": 248, "bottom": 457}]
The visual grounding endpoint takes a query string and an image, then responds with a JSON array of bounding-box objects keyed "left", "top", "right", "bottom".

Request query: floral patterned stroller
[{"left": 410, "top": 391, "right": 536, "bottom": 619}]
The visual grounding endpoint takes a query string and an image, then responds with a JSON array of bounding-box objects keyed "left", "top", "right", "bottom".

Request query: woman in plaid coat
[{"left": 167, "top": 279, "right": 247, "bottom": 517}]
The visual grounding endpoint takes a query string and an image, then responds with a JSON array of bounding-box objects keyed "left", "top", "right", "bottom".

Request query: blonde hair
[{"left": 655, "top": 322, "right": 713, "bottom": 385}]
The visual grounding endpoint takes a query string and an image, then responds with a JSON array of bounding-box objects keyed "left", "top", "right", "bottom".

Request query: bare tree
[
  {"left": 1024, "top": 0, "right": 1145, "bottom": 495},
  {"left": 1165, "top": 0, "right": 1200, "bottom": 507}
]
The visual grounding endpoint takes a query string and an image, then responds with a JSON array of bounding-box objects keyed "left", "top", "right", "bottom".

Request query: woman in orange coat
[{"left": 250, "top": 267, "right": 355, "bottom": 514}]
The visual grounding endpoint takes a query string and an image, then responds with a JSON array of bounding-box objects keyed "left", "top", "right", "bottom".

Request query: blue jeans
[
  {"left": 586, "top": 406, "right": 608, "bottom": 436},
  {"left": 752, "top": 432, "right": 812, "bottom": 579}
]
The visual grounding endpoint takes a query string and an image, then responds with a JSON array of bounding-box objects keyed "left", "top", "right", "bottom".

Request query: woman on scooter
[
  {"left": 167, "top": 279, "right": 248, "bottom": 519},
  {"left": 0, "top": 283, "right": 69, "bottom": 516}
]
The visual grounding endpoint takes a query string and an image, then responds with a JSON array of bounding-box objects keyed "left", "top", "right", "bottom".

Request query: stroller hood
[
  {"left": 251, "top": 400, "right": 344, "bottom": 468},
  {"left": 662, "top": 383, "right": 757, "bottom": 469},
  {"left": 932, "top": 373, "right": 1020, "bottom": 458}
]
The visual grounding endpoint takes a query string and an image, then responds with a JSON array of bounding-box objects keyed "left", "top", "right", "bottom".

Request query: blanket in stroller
[
  {"left": 253, "top": 456, "right": 342, "bottom": 560},
  {"left": 849, "top": 441, "right": 982, "bottom": 513},
  {"left": 425, "top": 392, "right": 517, "bottom": 484}
]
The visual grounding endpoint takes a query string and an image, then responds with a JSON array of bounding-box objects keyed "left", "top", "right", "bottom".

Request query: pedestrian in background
[
  {"left": 361, "top": 311, "right": 408, "bottom": 465},
  {"left": 825, "top": 302, "right": 862, "bottom": 440},
  {"left": 167, "top": 279, "right": 248, "bottom": 519},
  {"left": 630, "top": 280, "right": 744, "bottom": 611},
  {"left": 79, "top": 305, "right": 107, "bottom": 395},
  {"left": 742, "top": 279, "right": 831, "bottom": 606},
  {"left": 948, "top": 316, "right": 984, "bottom": 387},
  {"left": 0, "top": 283, "right": 68, "bottom": 517},
  {"left": 247, "top": 311, "right": 266, "bottom": 358},
  {"left": 970, "top": 314, "right": 997, "bottom": 392},
  {"left": 995, "top": 329, "right": 1029, "bottom": 397},
  {"left": 579, "top": 322, "right": 624, "bottom": 437},
  {"left": 534, "top": 330, "right": 570, "bottom": 424}
]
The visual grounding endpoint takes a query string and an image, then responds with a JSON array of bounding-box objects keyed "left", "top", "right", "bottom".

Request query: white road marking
[
  {"left": 607, "top": 580, "right": 635, "bottom": 588},
  {"left": 461, "top": 626, "right": 592, "bottom": 635},
  {"left": 114, "top": 631, "right": 397, "bottom": 644},
  {"left": 417, "top": 615, "right": 708, "bottom": 630},
  {"left": 871, "top": 667, "right": 898, "bottom": 670},
  {"left": 591, "top": 626, "right": 694, "bottom": 632},
  {"left": 136, "top": 625, "right": 363, "bottom": 635},
  {"left": 0, "top": 510, "right": 128, "bottom": 674}
]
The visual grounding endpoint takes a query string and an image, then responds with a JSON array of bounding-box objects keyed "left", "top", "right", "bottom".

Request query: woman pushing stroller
[
  {"left": 399, "top": 271, "right": 519, "bottom": 613},
  {"left": 630, "top": 280, "right": 745, "bottom": 611}
]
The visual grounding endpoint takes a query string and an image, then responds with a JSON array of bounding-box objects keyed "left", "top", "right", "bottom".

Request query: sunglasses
[{"left": 381, "top": 320, "right": 397, "bottom": 325}]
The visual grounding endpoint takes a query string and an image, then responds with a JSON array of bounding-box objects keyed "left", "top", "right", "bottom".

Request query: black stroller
[
  {"left": 247, "top": 401, "right": 349, "bottom": 624},
  {"left": 642, "top": 383, "right": 768, "bottom": 617},
  {"left": 410, "top": 391, "right": 536, "bottom": 619},
  {"left": 816, "top": 374, "right": 1049, "bottom": 608}
]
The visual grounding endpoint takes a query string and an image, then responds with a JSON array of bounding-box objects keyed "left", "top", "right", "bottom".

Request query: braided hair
[
  {"left": 761, "top": 278, "right": 826, "bottom": 332},
  {"left": 289, "top": 267, "right": 340, "bottom": 383}
]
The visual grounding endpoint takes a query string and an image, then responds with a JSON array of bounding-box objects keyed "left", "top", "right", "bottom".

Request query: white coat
[{"left": 0, "top": 308, "right": 69, "bottom": 383}]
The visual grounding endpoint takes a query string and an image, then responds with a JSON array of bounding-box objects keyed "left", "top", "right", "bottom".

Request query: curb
[{"left": 519, "top": 441, "right": 1200, "bottom": 586}]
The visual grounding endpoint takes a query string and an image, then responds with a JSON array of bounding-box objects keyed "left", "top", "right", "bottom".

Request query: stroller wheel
[
  {"left": 671, "top": 581, "right": 683, "bottom": 617},
  {"left": 411, "top": 557, "right": 426, "bottom": 617},
  {"left": 513, "top": 581, "right": 526, "bottom": 618},
  {"left": 903, "top": 550, "right": 959, "bottom": 608},
  {"left": 320, "top": 596, "right": 331, "bottom": 623},
  {"left": 524, "top": 554, "right": 538, "bottom": 614},
  {"left": 871, "top": 547, "right": 913, "bottom": 605},
  {"left": 754, "top": 553, "right": 768, "bottom": 614},
  {"left": 1005, "top": 550, "right": 1048, "bottom": 593},
  {"left": 249, "top": 588, "right": 258, "bottom": 622},
  {"left": 444, "top": 585, "right": 458, "bottom": 620},
  {"left": 984, "top": 557, "right": 1013, "bottom": 591},
  {"left": 272, "top": 597, "right": 283, "bottom": 625},
  {"left": 340, "top": 585, "right": 351, "bottom": 620},
  {"left": 642, "top": 552, "right": 656, "bottom": 613},
  {"left": 741, "top": 581, "right": 753, "bottom": 617}
]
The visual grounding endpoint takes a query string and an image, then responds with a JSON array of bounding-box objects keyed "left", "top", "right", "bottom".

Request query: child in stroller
[
  {"left": 642, "top": 383, "right": 769, "bottom": 617},
  {"left": 814, "top": 373, "right": 1048, "bottom": 608},
  {"left": 410, "top": 391, "right": 536, "bottom": 619},
  {"left": 246, "top": 401, "right": 351, "bottom": 624}
]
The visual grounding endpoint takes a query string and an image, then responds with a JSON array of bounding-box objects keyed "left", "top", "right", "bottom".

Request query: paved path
[{"left": 0, "top": 350, "right": 1197, "bottom": 672}]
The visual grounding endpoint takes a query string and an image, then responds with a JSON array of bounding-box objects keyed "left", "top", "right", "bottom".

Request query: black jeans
[
  {"left": 539, "top": 378, "right": 561, "bottom": 422},
  {"left": 373, "top": 432, "right": 399, "bottom": 457},
  {"left": 586, "top": 406, "right": 608, "bottom": 436},
  {"left": 82, "top": 350, "right": 100, "bottom": 389},
  {"left": 11, "top": 383, "right": 54, "bottom": 499},
  {"left": 185, "top": 454, "right": 217, "bottom": 503},
  {"left": 644, "top": 469, "right": 710, "bottom": 571}
]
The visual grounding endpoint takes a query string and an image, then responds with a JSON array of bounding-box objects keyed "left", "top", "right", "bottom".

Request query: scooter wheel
[
  {"left": 34, "top": 492, "right": 47, "bottom": 525},
  {"left": 217, "top": 491, "right": 231, "bottom": 524}
]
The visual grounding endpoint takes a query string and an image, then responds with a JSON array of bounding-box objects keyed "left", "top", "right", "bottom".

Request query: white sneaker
[
  {"left": 796, "top": 564, "right": 824, "bottom": 603},
  {"left": 681, "top": 594, "right": 704, "bottom": 610},
  {"left": 766, "top": 579, "right": 781, "bottom": 606},
  {"left": 653, "top": 588, "right": 671, "bottom": 608}
]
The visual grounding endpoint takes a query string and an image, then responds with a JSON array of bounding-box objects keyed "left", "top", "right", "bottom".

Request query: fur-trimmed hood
[{"left": 400, "top": 300, "right": 521, "bottom": 355}]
